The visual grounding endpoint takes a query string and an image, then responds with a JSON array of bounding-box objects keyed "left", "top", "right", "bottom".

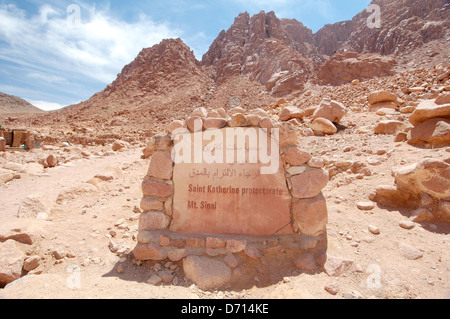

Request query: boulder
[
  {"left": 292, "top": 193, "right": 328, "bottom": 237},
  {"left": 112, "top": 140, "right": 129, "bottom": 152},
  {"left": 0, "top": 240, "right": 25, "bottom": 287},
  {"left": 183, "top": 256, "right": 231, "bottom": 291},
  {"left": 227, "top": 114, "right": 251, "bottom": 127},
  {"left": 203, "top": 118, "right": 228, "bottom": 130},
  {"left": 0, "top": 169, "right": 14, "bottom": 184},
  {"left": 186, "top": 117, "right": 204, "bottom": 133},
  {"left": 279, "top": 106, "right": 304, "bottom": 122},
  {"left": 56, "top": 183, "right": 99, "bottom": 205},
  {"left": 290, "top": 168, "right": 329, "bottom": 199},
  {"left": 166, "top": 120, "right": 186, "bottom": 134},
  {"left": 369, "top": 101, "right": 398, "bottom": 112},
  {"left": 374, "top": 120, "right": 408, "bottom": 135},
  {"left": 147, "top": 151, "right": 174, "bottom": 180},
  {"left": 283, "top": 146, "right": 312, "bottom": 166},
  {"left": 409, "top": 99, "right": 450, "bottom": 126},
  {"left": 46, "top": 155, "right": 58, "bottom": 168},
  {"left": 435, "top": 93, "right": 450, "bottom": 105},
  {"left": 407, "top": 118, "right": 450, "bottom": 147},
  {"left": 368, "top": 90, "right": 398, "bottom": 105},
  {"left": 192, "top": 107, "right": 208, "bottom": 117},
  {"left": 311, "top": 118, "right": 337, "bottom": 135},
  {"left": 312, "top": 99, "right": 346, "bottom": 123},
  {"left": 393, "top": 160, "right": 450, "bottom": 201}
]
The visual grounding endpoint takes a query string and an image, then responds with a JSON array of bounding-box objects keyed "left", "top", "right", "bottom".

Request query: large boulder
[
  {"left": 374, "top": 120, "right": 408, "bottom": 135},
  {"left": 407, "top": 118, "right": 450, "bottom": 147},
  {"left": 372, "top": 159, "right": 450, "bottom": 223},
  {"left": 312, "top": 99, "right": 346, "bottom": 123},
  {"left": 368, "top": 90, "right": 398, "bottom": 106},
  {"left": 311, "top": 118, "right": 338, "bottom": 135},
  {"left": 409, "top": 99, "right": 450, "bottom": 126},
  {"left": 279, "top": 106, "right": 304, "bottom": 122}
]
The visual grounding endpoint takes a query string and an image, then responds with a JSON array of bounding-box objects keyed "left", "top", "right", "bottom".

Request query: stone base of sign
[
  {"left": 133, "top": 109, "right": 330, "bottom": 284},
  {"left": 134, "top": 229, "right": 326, "bottom": 261}
]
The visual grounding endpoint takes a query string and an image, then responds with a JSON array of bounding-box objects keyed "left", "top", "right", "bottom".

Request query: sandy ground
[{"left": 0, "top": 111, "right": 449, "bottom": 300}]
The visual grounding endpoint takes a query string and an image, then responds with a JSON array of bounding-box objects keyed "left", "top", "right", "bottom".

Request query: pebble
[
  {"left": 357, "top": 202, "right": 375, "bottom": 211},
  {"left": 399, "top": 220, "right": 415, "bottom": 230},
  {"left": 368, "top": 225, "right": 380, "bottom": 235},
  {"left": 147, "top": 275, "right": 162, "bottom": 285},
  {"left": 116, "top": 265, "right": 125, "bottom": 274},
  {"left": 324, "top": 284, "right": 339, "bottom": 295}
]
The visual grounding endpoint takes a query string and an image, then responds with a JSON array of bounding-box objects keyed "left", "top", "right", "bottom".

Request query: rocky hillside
[
  {"left": 0, "top": 92, "right": 43, "bottom": 114},
  {"left": 26, "top": 0, "right": 449, "bottom": 132}
]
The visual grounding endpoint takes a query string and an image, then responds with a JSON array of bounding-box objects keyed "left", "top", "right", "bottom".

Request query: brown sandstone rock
[
  {"left": 138, "top": 211, "right": 171, "bottom": 231},
  {"left": 133, "top": 243, "right": 167, "bottom": 261},
  {"left": 311, "top": 118, "right": 337, "bottom": 135},
  {"left": 312, "top": 99, "right": 346, "bottom": 123},
  {"left": 147, "top": 151, "right": 173, "bottom": 180},
  {"left": 408, "top": 118, "right": 450, "bottom": 147},
  {"left": 292, "top": 193, "right": 328, "bottom": 237},
  {"left": 142, "top": 178, "right": 173, "bottom": 198},
  {"left": 0, "top": 240, "right": 25, "bottom": 287},
  {"left": 279, "top": 106, "right": 304, "bottom": 122},
  {"left": 290, "top": 168, "right": 329, "bottom": 199},
  {"left": 374, "top": 120, "right": 408, "bottom": 135},
  {"left": 183, "top": 256, "right": 231, "bottom": 290},
  {"left": 409, "top": 99, "right": 450, "bottom": 126},
  {"left": 368, "top": 90, "right": 398, "bottom": 106},
  {"left": 283, "top": 146, "right": 312, "bottom": 166}
]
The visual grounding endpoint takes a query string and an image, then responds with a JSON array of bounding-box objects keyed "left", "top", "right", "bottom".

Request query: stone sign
[
  {"left": 170, "top": 127, "right": 292, "bottom": 236},
  {"left": 134, "top": 110, "right": 329, "bottom": 265}
]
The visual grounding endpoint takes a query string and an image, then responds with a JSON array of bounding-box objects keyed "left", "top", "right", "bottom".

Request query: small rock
[
  {"left": 23, "top": 256, "right": 41, "bottom": 272},
  {"left": 368, "top": 225, "right": 380, "bottom": 235},
  {"left": 399, "top": 244, "right": 423, "bottom": 260},
  {"left": 399, "top": 220, "right": 415, "bottom": 230},
  {"left": 324, "top": 283, "right": 339, "bottom": 295},
  {"left": 357, "top": 202, "right": 375, "bottom": 211},
  {"left": 244, "top": 244, "right": 262, "bottom": 260},
  {"left": 116, "top": 265, "right": 125, "bottom": 274},
  {"left": 161, "top": 271, "right": 175, "bottom": 283},
  {"left": 224, "top": 254, "right": 239, "bottom": 269},
  {"left": 52, "top": 247, "right": 66, "bottom": 260},
  {"left": 147, "top": 275, "right": 162, "bottom": 285},
  {"left": 46, "top": 155, "right": 58, "bottom": 168}
]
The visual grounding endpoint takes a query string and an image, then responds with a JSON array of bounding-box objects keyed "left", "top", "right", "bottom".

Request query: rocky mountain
[
  {"left": 29, "top": 0, "right": 449, "bottom": 131},
  {"left": 203, "top": 0, "right": 450, "bottom": 92},
  {"left": 0, "top": 92, "right": 44, "bottom": 114}
]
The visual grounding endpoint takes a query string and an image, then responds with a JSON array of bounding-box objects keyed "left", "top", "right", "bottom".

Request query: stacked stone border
[{"left": 133, "top": 107, "right": 329, "bottom": 269}]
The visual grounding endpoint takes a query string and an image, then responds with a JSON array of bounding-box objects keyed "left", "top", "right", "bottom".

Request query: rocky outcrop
[
  {"left": 318, "top": 52, "right": 396, "bottom": 86},
  {"left": 202, "top": 11, "right": 316, "bottom": 97},
  {"left": 371, "top": 159, "right": 450, "bottom": 223},
  {"left": 407, "top": 96, "right": 450, "bottom": 147}
]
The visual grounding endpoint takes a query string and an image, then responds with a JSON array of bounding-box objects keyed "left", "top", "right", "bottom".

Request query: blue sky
[{"left": 0, "top": 0, "right": 371, "bottom": 111}]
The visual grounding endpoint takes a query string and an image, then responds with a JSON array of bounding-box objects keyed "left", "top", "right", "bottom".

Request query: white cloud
[
  {"left": 0, "top": 2, "right": 181, "bottom": 86},
  {"left": 26, "top": 99, "right": 66, "bottom": 111}
]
